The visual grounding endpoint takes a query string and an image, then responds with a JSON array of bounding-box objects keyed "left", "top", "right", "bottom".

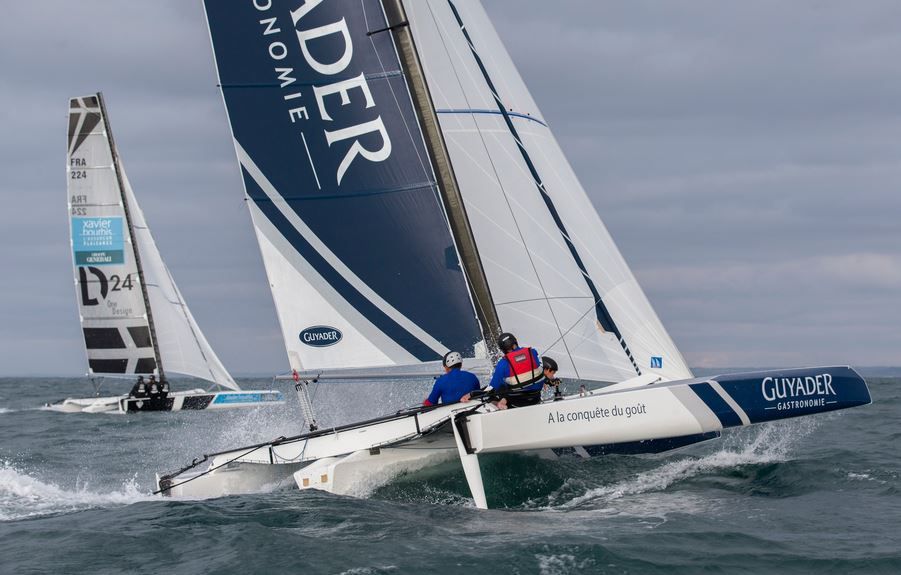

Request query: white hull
[
  {"left": 47, "top": 389, "right": 284, "bottom": 414},
  {"left": 157, "top": 366, "right": 871, "bottom": 507}
]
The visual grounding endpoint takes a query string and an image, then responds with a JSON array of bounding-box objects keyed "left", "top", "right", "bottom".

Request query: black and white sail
[{"left": 67, "top": 94, "right": 238, "bottom": 390}]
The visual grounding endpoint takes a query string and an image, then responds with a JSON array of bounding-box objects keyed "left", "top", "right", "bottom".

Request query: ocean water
[{"left": 1, "top": 376, "right": 899, "bottom": 574}]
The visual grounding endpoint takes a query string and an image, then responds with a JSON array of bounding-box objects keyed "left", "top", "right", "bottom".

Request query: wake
[
  {"left": 0, "top": 462, "right": 158, "bottom": 521},
  {"left": 555, "top": 417, "right": 822, "bottom": 510}
]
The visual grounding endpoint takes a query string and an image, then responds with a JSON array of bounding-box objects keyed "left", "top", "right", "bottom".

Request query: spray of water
[{"left": 0, "top": 462, "right": 158, "bottom": 521}]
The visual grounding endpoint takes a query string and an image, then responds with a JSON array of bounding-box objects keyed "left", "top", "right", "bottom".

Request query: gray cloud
[{"left": 1, "top": 1, "right": 897, "bottom": 375}]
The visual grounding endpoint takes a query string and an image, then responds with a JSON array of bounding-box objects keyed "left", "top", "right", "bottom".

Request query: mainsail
[
  {"left": 67, "top": 94, "right": 239, "bottom": 390},
  {"left": 205, "top": 0, "right": 485, "bottom": 371},
  {"left": 203, "top": 0, "right": 690, "bottom": 384}
]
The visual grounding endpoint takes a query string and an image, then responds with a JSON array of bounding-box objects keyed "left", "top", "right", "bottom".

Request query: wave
[
  {"left": 0, "top": 408, "right": 15, "bottom": 414},
  {"left": 554, "top": 417, "right": 821, "bottom": 511},
  {"left": 0, "top": 462, "right": 157, "bottom": 521}
]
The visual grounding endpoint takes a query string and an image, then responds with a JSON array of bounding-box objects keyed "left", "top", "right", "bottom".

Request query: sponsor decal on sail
[
  {"left": 650, "top": 356, "right": 663, "bottom": 369},
  {"left": 72, "top": 216, "right": 125, "bottom": 266},
  {"left": 299, "top": 325, "right": 343, "bottom": 347},
  {"left": 252, "top": 0, "right": 392, "bottom": 186}
]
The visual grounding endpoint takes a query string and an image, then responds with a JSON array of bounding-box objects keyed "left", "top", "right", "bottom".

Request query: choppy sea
[{"left": 1, "top": 374, "right": 899, "bottom": 574}]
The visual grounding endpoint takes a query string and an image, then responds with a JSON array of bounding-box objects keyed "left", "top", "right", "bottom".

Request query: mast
[
  {"left": 381, "top": 0, "right": 501, "bottom": 350},
  {"left": 96, "top": 92, "right": 165, "bottom": 380}
]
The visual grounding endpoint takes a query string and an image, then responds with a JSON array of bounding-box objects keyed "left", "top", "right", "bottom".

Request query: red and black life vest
[{"left": 503, "top": 347, "right": 544, "bottom": 389}]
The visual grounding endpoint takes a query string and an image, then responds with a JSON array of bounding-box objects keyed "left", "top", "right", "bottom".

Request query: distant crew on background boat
[
  {"left": 423, "top": 351, "right": 481, "bottom": 406},
  {"left": 129, "top": 376, "right": 147, "bottom": 398},
  {"left": 489, "top": 332, "right": 544, "bottom": 408},
  {"left": 148, "top": 375, "right": 160, "bottom": 400}
]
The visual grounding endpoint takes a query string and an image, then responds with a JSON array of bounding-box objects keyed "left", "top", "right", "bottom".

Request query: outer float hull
[{"left": 47, "top": 389, "right": 285, "bottom": 413}]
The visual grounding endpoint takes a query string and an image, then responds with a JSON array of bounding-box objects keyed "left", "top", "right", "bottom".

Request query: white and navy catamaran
[
  {"left": 51, "top": 93, "right": 284, "bottom": 414},
  {"left": 156, "top": 1, "right": 870, "bottom": 506}
]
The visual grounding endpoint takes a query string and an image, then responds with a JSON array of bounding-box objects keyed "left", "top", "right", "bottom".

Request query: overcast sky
[{"left": 1, "top": 1, "right": 898, "bottom": 376}]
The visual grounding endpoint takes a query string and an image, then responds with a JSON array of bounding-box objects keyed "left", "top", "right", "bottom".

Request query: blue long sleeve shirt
[
  {"left": 489, "top": 347, "right": 543, "bottom": 393},
  {"left": 425, "top": 368, "right": 481, "bottom": 405}
]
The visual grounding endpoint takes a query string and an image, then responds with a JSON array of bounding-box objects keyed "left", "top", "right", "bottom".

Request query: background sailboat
[
  {"left": 51, "top": 93, "right": 283, "bottom": 413},
  {"left": 156, "top": 1, "right": 869, "bottom": 504}
]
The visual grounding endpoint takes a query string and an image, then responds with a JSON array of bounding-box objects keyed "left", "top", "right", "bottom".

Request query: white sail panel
[
  {"left": 122, "top": 174, "right": 239, "bottom": 390},
  {"left": 404, "top": 1, "right": 692, "bottom": 382},
  {"left": 249, "top": 201, "right": 415, "bottom": 370}
]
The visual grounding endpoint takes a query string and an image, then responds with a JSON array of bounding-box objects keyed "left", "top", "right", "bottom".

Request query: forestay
[
  {"left": 204, "top": 0, "right": 485, "bottom": 372},
  {"left": 67, "top": 94, "right": 238, "bottom": 390}
]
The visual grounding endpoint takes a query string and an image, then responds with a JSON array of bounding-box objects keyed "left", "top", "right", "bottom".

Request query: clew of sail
[
  {"left": 204, "top": 0, "right": 486, "bottom": 372},
  {"left": 402, "top": 0, "right": 692, "bottom": 384},
  {"left": 67, "top": 94, "right": 238, "bottom": 391}
]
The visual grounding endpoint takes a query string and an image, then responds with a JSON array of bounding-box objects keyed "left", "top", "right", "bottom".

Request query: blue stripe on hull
[
  {"left": 689, "top": 382, "right": 744, "bottom": 427},
  {"left": 212, "top": 391, "right": 284, "bottom": 405},
  {"left": 554, "top": 431, "right": 721, "bottom": 457}
]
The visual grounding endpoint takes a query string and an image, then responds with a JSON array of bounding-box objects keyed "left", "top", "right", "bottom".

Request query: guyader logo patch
[{"left": 299, "top": 325, "right": 343, "bottom": 347}]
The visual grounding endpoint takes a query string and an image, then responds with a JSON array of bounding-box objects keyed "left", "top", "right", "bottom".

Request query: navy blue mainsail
[{"left": 204, "top": 0, "right": 483, "bottom": 368}]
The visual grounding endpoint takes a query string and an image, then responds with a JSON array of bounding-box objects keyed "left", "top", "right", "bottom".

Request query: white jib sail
[
  {"left": 68, "top": 93, "right": 238, "bottom": 390},
  {"left": 404, "top": 0, "right": 692, "bottom": 383}
]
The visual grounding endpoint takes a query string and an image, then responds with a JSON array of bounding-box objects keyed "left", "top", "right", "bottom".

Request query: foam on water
[
  {"left": 0, "top": 462, "right": 157, "bottom": 521},
  {"left": 557, "top": 417, "right": 821, "bottom": 510}
]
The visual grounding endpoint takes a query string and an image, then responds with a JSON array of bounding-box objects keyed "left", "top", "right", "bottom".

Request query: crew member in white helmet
[{"left": 423, "top": 351, "right": 481, "bottom": 406}]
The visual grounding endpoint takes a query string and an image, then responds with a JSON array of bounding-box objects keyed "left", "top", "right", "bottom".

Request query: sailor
[
  {"left": 541, "top": 356, "right": 564, "bottom": 401},
  {"left": 488, "top": 332, "right": 544, "bottom": 408},
  {"left": 423, "top": 351, "right": 481, "bottom": 406},
  {"left": 159, "top": 377, "right": 170, "bottom": 399},
  {"left": 129, "top": 375, "right": 147, "bottom": 398},
  {"left": 148, "top": 375, "right": 160, "bottom": 398}
]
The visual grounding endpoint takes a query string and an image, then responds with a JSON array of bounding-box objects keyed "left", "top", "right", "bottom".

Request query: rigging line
[
  {"left": 431, "top": 1, "right": 576, "bottom": 373},
  {"left": 495, "top": 296, "right": 595, "bottom": 306},
  {"left": 436, "top": 108, "right": 548, "bottom": 128},
  {"left": 445, "top": 0, "right": 640, "bottom": 377}
]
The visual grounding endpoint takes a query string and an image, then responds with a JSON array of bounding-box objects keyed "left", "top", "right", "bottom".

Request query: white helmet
[{"left": 443, "top": 351, "right": 463, "bottom": 369}]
